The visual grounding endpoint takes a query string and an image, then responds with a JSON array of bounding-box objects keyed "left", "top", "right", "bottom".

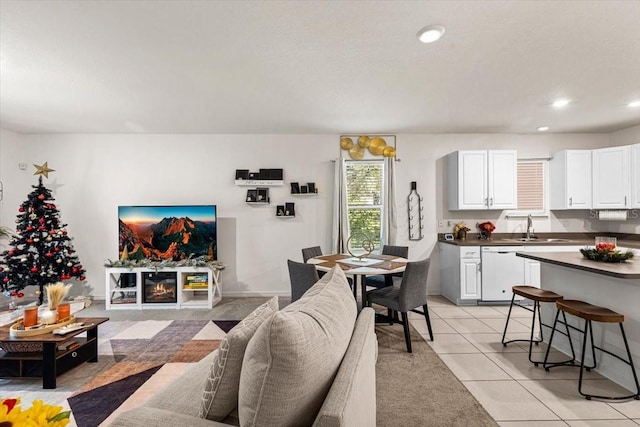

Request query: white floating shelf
[
  {"left": 235, "top": 180, "right": 284, "bottom": 186},
  {"left": 276, "top": 215, "right": 296, "bottom": 218},
  {"left": 291, "top": 193, "right": 318, "bottom": 196}
]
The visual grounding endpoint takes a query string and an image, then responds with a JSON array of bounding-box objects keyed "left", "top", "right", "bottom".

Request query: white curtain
[
  {"left": 382, "top": 157, "right": 398, "bottom": 245},
  {"left": 332, "top": 158, "right": 350, "bottom": 253}
]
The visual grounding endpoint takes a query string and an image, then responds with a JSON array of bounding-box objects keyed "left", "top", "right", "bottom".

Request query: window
[
  {"left": 345, "top": 160, "right": 384, "bottom": 249},
  {"left": 509, "top": 160, "right": 548, "bottom": 216}
]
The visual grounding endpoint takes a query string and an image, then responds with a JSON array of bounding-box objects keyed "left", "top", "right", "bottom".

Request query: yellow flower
[{"left": 1, "top": 398, "right": 70, "bottom": 427}]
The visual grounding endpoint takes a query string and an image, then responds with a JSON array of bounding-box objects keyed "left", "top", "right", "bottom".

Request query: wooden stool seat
[
  {"left": 512, "top": 285, "right": 564, "bottom": 303},
  {"left": 556, "top": 300, "right": 624, "bottom": 323}
]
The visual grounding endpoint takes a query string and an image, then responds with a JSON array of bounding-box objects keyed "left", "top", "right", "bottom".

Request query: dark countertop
[
  {"left": 439, "top": 232, "right": 640, "bottom": 249},
  {"left": 516, "top": 251, "right": 640, "bottom": 280}
]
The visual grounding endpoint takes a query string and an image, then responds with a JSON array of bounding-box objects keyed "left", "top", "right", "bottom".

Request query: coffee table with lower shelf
[{"left": 0, "top": 317, "right": 109, "bottom": 389}]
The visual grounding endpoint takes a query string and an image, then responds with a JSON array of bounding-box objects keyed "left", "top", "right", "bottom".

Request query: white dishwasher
[{"left": 481, "top": 246, "right": 525, "bottom": 301}]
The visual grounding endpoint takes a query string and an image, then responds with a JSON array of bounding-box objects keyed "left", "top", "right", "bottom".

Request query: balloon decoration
[{"left": 340, "top": 135, "right": 396, "bottom": 160}]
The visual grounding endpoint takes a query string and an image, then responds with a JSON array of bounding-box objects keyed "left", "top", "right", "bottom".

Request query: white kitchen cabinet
[
  {"left": 549, "top": 150, "right": 592, "bottom": 210},
  {"left": 439, "top": 244, "right": 480, "bottom": 305},
  {"left": 631, "top": 144, "right": 640, "bottom": 209},
  {"left": 592, "top": 145, "right": 631, "bottom": 209},
  {"left": 447, "top": 150, "right": 517, "bottom": 210},
  {"left": 519, "top": 246, "right": 583, "bottom": 288}
]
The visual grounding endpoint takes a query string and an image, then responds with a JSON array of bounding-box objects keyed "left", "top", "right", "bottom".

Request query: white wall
[{"left": 0, "top": 131, "right": 620, "bottom": 298}]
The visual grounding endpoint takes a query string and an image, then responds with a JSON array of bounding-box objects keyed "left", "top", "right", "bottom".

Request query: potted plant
[{"left": 477, "top": 221, "right": 496, "bottom": 239}]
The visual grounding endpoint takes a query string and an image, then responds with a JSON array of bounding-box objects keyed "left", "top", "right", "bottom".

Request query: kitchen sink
[{"left": 501, "top": 238, "right": 572, "bottom": 243}]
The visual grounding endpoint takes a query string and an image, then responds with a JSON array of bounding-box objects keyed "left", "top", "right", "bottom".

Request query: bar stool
[
  {"left": 501, "top": 286, "right": 572, "bottom": 366},
  {"left": 543, "top": 299, "right": 640, "bottom": 401}
]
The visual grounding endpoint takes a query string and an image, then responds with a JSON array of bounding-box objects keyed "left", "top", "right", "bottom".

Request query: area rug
[{"left": 375, "top": 323, "right": 497, "bottom": 427}]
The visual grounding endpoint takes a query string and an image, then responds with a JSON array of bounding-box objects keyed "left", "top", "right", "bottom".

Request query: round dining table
[{"left": 307, "top": 253, "right": 408, "bottom": 308}]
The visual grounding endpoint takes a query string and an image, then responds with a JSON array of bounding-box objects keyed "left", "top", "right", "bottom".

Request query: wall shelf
[
  {"left": 246, "top": 201, "right": 270, "bottom": 206},
  {"left": 291, "top": 193, "right": 317, "bottom": 197},
  {"left": 276, "top": 215, "right": 296, "bottom": 218},
  {"left": 235, "top": 180, "right": 283, "bottom": 186}
]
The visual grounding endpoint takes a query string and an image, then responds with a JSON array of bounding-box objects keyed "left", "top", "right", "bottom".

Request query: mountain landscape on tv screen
[{"left": 119, "top": 216, "right": 216, "bottom": 261}]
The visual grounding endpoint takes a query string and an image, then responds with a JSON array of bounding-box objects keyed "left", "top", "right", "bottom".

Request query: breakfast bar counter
[{"left": 516, "top": 250, "right": 640, "bottom": 392}]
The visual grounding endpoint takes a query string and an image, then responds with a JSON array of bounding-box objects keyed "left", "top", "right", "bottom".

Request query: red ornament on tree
[
  {"left": 79, "top": 276, "right": 86, "bottom": 281},
  {"left": 19, "top": 207, "right": 25, "bottom": 212},
  {"left": 38, "top": 194, "right": 45, "bottom": 200},
  {"left": 46, "top": 252, "right": 54, "bottom": 258},
  {"left": 27, "top": 238, "right": 34, "bottom": 244},
  {"left": 26, "top": 225, "right": 34, "bottom": 231},
  {"left": 30, "top": 266, "right": 39, "bottom": 273},
  {"left": 39, "top": 218, "right": 45, "bottom": 224},
  {"left": 54, "top": 247, "right": 60, "bottom": 252}
]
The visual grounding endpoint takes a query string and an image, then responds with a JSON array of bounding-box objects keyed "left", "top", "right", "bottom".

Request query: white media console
[{"left": 105, "top": 266, "right": 222, "bottom": 310}]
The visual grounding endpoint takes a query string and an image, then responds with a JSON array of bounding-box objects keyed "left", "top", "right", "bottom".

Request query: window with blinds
[
  {"left": 513, "top": 160, "right": 547, "bottom": 214},
  {"left": 345, "top": 160, "right": 384, "bottom": 249}
]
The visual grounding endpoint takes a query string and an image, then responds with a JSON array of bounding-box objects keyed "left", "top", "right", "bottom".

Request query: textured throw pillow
[
  {"left": 199, "top": 296, "right": 279, "bottom": 421},
  {"left": 238, "top": 266, "right": 357, "bottom": 427}
]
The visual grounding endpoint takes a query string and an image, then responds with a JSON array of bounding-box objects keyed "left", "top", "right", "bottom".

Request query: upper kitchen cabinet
[
  {"left": 632, "top": 144, "right": 640, "bottom": 209},
  {"left": 549, "top": 150, "right": 592, "bottom": 210},
  {"left": 592, "top": 146, "right": 631, "bottom": 209},
  {"left": 447, "top": 150, "right": 517, "bottom": 210}
]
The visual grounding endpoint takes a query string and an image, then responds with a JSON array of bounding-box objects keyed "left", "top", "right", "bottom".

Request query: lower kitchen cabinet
[{"left": 440, "top": 244, "right": 481, "bottom": 305}]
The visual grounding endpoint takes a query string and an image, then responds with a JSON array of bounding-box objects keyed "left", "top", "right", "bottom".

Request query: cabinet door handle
[
  {"left": 625, "top": 196, "right": 627, "bottom": 206},
  {"left": 569, "top": 197, "right": 572, "bottom": 206},
  {"left": 489, "top": 197, "right": 493, "bottom": 206},
  {"left": 484, "top": 197, "right": 488, "bottom": 207}
]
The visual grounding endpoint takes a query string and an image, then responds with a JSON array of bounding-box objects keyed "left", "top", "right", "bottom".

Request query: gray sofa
[{"left": 109, "top": 276, "right": 377, "bottom": 426}]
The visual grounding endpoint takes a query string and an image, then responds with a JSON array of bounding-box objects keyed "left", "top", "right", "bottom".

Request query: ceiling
[{"left": 1, "top": 1, "right": 639, "bottom": 135}]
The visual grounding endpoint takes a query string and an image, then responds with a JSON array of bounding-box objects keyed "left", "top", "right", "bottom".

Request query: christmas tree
[{"left": 0, "top": 166, "right": 86, "bottom": 305}]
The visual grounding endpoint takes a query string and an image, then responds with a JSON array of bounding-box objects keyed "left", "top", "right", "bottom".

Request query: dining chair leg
[
  {"left": 423, "top": 304, "right": 434, "bottom": 341},
  {"left": 388, "top": 308, "right": 394, "bottom": 325},
  {"left": 401, "top": 312, "right": 412, "bottom": 353}
]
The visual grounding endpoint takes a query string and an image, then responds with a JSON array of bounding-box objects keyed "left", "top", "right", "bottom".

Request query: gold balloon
[
  {"left": 358, "top": 136, "right": 371, "bottom": 148},
  {"left": 349, "top": 145, "right": 365, "bottom": 160},
  {"left": 383, "top": 146, "right": 396, "bottom": 157},
  {"left": 340, "top": 137, "right": 354, "bottom": 150},
  {"left": 369, "top": 137, "right": 387, "bottom": 155}
]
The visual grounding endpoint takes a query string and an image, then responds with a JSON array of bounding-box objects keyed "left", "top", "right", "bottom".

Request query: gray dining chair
[
  {"left": 366, "top": 258, "right": 433, "bottom": 353},
  {"left": 301, "top": 246, "right": 323, "bottom": 263},
  {"left": 365, "top": 245, "right": 409, "bottom": 289},
  {"left": 287, "top": 259, "right": 320, "bottom": 302}
]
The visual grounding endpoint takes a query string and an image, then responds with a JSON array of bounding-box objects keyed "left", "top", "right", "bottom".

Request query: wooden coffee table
[{"left": 0, "top": 317, "right": 109, "bottom": 389}]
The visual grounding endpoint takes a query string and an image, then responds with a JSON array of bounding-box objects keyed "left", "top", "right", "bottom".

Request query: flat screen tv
[{"left": 118, "top": 205, "right": 217, "bottom": 261}]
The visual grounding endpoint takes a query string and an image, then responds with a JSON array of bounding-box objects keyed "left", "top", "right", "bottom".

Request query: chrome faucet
[{"left": 526, "top": 214, "right": 534, "bottom": 239}]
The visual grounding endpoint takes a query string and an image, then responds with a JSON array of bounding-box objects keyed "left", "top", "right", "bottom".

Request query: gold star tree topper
[{"left": 33, "top": 162, "right": 55, "bottom": 178}]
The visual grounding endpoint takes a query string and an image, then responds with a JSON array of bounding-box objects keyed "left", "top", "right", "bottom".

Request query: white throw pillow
[
  {"left": 199, "top": 296, "right": 279, "bottom": 421},
  {"left": 238, "top": 266, "right": 357, "bottom": 427}
]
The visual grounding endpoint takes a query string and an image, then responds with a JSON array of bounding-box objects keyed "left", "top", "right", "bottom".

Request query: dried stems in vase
[{"left": 46, "top": 282, "right": 72, "bottom": 310}]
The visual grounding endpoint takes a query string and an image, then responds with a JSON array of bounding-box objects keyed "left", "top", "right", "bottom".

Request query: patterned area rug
[{"left": 0, "top": 319, "right": 239, "bottom": 427}]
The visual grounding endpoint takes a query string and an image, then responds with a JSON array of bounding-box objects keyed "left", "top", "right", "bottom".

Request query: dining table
[{"left": 306, "top": 253, "right": 408, "bottom": 308}]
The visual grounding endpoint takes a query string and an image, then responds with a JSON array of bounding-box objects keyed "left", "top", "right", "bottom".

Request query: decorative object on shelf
[
  {"left": 580, "top": 239, "right": 634, "bottom": 263},
  {"left": 408, "top": 181, "right": 424, "bottom": 240},
  {"left": 104, "top": 256, "right": 226, "bottom": 271},
  {"left": 40, "top": 282, "right": 71, "bottom": 325},
  {"left": 453, "top": 222, "right": 471, "bottom": 240},
  {"left": 301, "top": 185, "right": 308, "bottom": 193},
  {"left": 1, "top": 397, "right": 71, "bottom": 426},
  {"left": 291, "top": 182, "right": 300, "bottom": 193},
  {"left": 235, "top": 168, "right": 283, "bottom": 181},
  {"left": 0, "top": 166, "right": 86, "bottom": 306},
  {"left": 307, "top": 182, "right": 316, "bottom": 193},
  {"left": 285, "top": 202, "right": 295, "bottom": 216},
  {"left": 276, "top": 205, "right": 286, "bottom": 216},
  {"left": 346, "top": 233, "right": 375, "bottom": 260},
  {"left": 257, "top": 188, "right": 270, "bottom": 202},
  {"left": 246, "top": 189, "right": 258, "bottom": 202},
  {"left": 477, "top": 221, "right": 496, "bottom": 239},
  {"left": 340, "top": 135, "right": 397, "bottom": 159}
]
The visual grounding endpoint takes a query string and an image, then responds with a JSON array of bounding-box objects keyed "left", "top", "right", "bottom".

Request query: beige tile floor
[{"left": 409, "top": 296, "right": 640, "bottom": 426}]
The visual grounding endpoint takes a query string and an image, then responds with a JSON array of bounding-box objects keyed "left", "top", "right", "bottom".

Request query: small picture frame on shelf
[
  {"left": 248, "top": 172, "right": 259, "bottom": 180},
  {"left": 259, "top": 169, "right": 270, "bottom": 180},
  {"left": 307, "top": 182, "right": 316, "bottom": 193},
  {"left": 291, "top": 182, "right": 300, "bottom": 194},
  {"left": 269, "top": 169, "right": 283, "bottom": 180},
  {"left": 276, "top": 205, "right": 285, "bottom": 216},
  {"left": 300, "top": 185, "right": 308, "bottom": 194},
  {"left": 257, "top": 188, "right": 269, "bottom": 202},
  {"left": 246, "top": 189, "right": 258, "bottom": 202},
  {"left": 285, "top": 202, "right": 295, "bottom": 216},
  {"left": 235, "top": 169, "right": 249, "bottom": 180}
]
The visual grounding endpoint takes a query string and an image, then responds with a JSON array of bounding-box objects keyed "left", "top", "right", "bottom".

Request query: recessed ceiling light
[
  {"left": 537, "top": 126, "right": 549, "bottom": 132},
  {"left": 417, "top": 25, "right": 445, "bottom": 43},
  {"left": 552, "top": 99, "right": 571, "bottom": 108},
  {"left": 628, "top": 100, "right": 640, "bottom": 108}
]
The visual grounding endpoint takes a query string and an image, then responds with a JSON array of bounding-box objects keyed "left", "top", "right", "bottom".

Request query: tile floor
[{"left": 408, "top": 296, "right": 640, "bottom": 426}]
